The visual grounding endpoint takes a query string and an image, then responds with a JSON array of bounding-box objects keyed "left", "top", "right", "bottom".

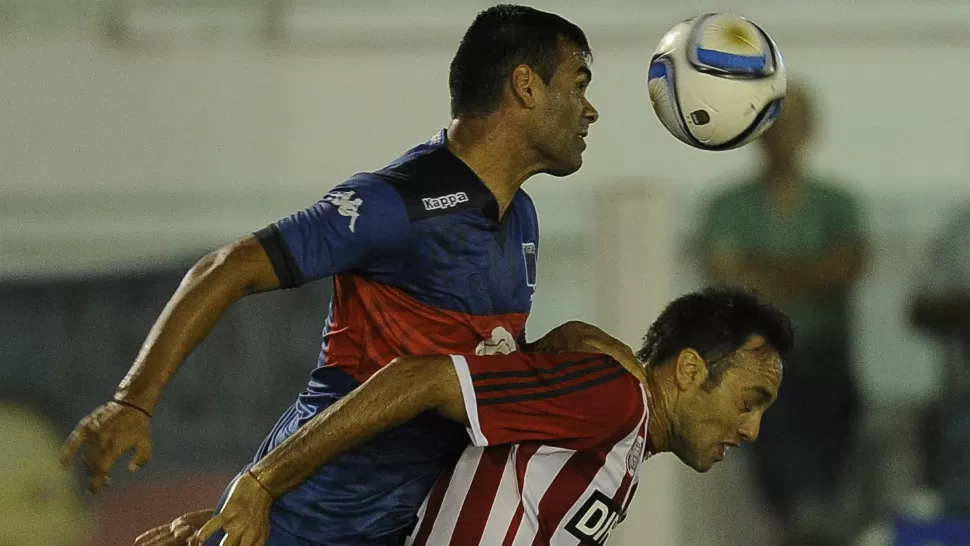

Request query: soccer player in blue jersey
[{"left": 62, "top": 4, "right": 614, "bottom": 546}]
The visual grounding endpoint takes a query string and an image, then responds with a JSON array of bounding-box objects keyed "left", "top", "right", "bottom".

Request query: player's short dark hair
[
  {"left": 636, "top": 286, "right": 794, "bottom": 390},
  {"left": 449, "top": 4, "right": 591, "bottom": 118}
]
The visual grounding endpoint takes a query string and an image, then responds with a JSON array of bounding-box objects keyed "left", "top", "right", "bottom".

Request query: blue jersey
[{"left": 231, "top": 130, "right": 540, "bottom": 545}]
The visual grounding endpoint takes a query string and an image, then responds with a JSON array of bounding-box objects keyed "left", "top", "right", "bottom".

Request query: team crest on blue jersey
[{"left": 522, "top": 242, "right": 537, "bottom": 288}]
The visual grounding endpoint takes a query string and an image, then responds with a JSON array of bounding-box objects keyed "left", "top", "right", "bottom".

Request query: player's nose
[
  {"left": 738, "top": 414, "right": 762, "bottom": 443},
  {"left": 582, "top": 97, "right": 599, "bottom": 124}
]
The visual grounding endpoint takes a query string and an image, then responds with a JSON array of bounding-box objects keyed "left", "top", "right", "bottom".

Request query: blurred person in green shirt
[{"left": 693, "top": 81, "right": 868, "bottom": 546}]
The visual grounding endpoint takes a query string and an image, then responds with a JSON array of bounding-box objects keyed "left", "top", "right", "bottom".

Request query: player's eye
[{"left": 741, "top": 401, "right": 754, "bottom": 413}]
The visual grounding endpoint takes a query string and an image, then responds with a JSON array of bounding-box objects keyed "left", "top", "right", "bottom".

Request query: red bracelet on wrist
[{"left": 113, "top": 399, "right": 153, "bottom": 419}]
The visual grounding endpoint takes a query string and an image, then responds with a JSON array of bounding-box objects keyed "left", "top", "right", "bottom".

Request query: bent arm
[
  {"left": 250, "top": 355, "right": 464, "bottom": 497},
  {"left": 115, "top": 235, "right": 280, "bottom": 411}
]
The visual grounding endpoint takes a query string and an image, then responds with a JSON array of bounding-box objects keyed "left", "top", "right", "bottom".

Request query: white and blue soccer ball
[{"left": 647, "top": 13, "right": 787, "bottom": 151}]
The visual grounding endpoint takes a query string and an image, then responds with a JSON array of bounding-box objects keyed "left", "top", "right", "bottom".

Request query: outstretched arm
[
  {"left": 61, "top": 236, "right": 280, "bottom": 491},
  {"left": 63, "top": 177, "right": 412, "bottom": 492},
  {"left": 191, "top": 351, "right": 638, "bottom": 546},
  {"left": 254, "top": 355, "right": 465, "bottom": 496},
  {"left": 191, "top": 355, "right": 465, "bottom": 546},
  {"left": 119, "top": 236, "right": 280, "bottom": 412}
]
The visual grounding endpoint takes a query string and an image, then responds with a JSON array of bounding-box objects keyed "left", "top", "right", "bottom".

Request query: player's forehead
[
  {"left": 722, "top": 346, "right": 783, "bottom": 395},
  {"left": 555, "top": 40, "right": 592, "bottom": 80}
]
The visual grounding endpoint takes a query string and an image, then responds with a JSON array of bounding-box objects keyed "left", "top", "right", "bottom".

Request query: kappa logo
[
  {"left": 422, "top": 192, "right": 469, "bottom": 211},
  {"left": 322, "top": 190, "right": 363, "bottom": 233},
  {"left": 475, "top": 326, "right": 517, "bottom": 356},
  {"left": 566, "top": 491, "right": 624, "bottom": 545}
]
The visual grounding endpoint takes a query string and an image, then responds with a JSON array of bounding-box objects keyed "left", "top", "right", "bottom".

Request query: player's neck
[
  {"left": 446, "top": 119, "right": 540, "bottom": 219},
  {"left": 642, "top": 370, "right": 673, "bottom": 454},
  {"left": 763, "top": 160, "right": 802, "bottom": 186}
]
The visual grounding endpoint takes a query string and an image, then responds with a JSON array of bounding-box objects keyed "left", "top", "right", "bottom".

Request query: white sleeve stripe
[{"left": 450, "top": 355, "right": 489, "bottom": 447}]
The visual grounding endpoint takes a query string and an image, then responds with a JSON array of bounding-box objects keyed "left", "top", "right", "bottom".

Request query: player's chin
[
  {"left": 684, "top": 453, "right": 718, "bottom": 473},
  {"left": 545, "top": 156, "right": 583, "bottom": 177}
]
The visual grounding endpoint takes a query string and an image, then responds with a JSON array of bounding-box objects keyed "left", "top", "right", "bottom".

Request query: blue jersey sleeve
[{"left": 255, "top": 175, "right": 410, "bottom": 288}]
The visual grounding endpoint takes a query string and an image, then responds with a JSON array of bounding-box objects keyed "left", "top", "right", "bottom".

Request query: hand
[
  {"left": 134, "top": 510, "right": 215, "bottom": 546},
  {"left": 531, "top": 321, "right": 642, "bottom": 374},
  {"left": 190, "top": 472, "right": 274, "bottom": 546},
  {"left": 61, "top": 400, "right": 153, "bottom": 492}
]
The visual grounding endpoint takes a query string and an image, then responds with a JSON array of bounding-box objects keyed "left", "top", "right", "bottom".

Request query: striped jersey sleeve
[{"left": 450, "top": 351, "right": 643, "bottom": 449}]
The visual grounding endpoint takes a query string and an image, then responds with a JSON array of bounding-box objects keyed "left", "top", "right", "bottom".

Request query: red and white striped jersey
[{"left": 406, "top": 351, "right": 650, "bottom": 546}]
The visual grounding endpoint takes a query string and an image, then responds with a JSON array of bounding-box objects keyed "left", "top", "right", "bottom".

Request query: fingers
[
  {"left": 133, "top": 525, "right": 171, "bottom": 546},
  {"left": 173, "top": 521, "right": 198, "bottom": 542},
  {"left": 133, "top": 510, "right": 209, "bottom": 546},
  {"left": 178, "top": 509, "right": 216, "bottom": 528},
  {"left": 239, "top": 527, "right": 267, "bottom": 546},
  {"left": 60, "top": 423, "right": 89, "bottom": 466},
  {"left": 169, "top": 509, "right": 213, "bottom": 545},
  {"left": 129, "top": 436, "right": 153, "bottom": 472},
  {"left": 87, "top": 473, "right": 112, "bottom": 494},
  {"left": 85, "top": 443, "right": 122, "bottom": 493},
  {"left": 190, "top": 516, "right": 224, "bottom": 546},
  {"left": 219, "top": 532, "right": 241, "bottom": 546},
  {"left": 255, "top": 526, "right": 271, "bottom": 546}
]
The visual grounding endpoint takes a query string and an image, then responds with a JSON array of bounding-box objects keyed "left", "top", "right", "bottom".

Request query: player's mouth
[
  {"left": 576, "top": 131, "right": 588, "bottom": 149},
  {"left": 715, "top": 442, "right": 739, "bottom": 461}
]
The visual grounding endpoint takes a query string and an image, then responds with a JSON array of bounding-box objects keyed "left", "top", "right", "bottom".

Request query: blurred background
[{"left": 2, "top": 1, "right": 969, "bottom": 545}]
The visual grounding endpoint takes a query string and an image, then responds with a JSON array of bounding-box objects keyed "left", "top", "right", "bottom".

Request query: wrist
[
  {"left": 114, "top": 385, "right": 161, "bottom": 414},
  {"left": 247, "top": 467, "right": 280, "bottom": 499},
  {"left": 111, "top": 398, "right": 153, "bottom": 419}
]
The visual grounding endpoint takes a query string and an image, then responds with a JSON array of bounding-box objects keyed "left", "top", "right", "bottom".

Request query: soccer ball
[{"left": 647, "top": 13, "right": 787, "bottom": 150}]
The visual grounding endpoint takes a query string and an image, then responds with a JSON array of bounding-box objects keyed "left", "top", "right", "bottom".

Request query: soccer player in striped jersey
[{"left": 175, "top": 287, "right": 792, "bottom": 546}]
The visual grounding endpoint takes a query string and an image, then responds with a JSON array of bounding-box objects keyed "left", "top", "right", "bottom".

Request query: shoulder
[
  {"left": 600, "top": 370, "right": 647, "bottom": 435},
  {"left": 551, "top": 353, "right": 645, "bottom": 428},
  {"left": 512, "top": 189, "right": 539, "bottom": 224},
  {"left": 559, "top": 356, "right": 646, "bottom": 448},
  {"left": 326, "top": 172, "right": 404, "bottom": 210},
  {"left": 514, "top": 188, "right": 537, "bottom": 210},
  {"left": 365, "top": 131, "right": 496, "bottom": 222}
]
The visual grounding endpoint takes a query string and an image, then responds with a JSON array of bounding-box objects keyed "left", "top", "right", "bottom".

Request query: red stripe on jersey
[
  {"left": 473, "top": 357, "right": 626, "bottom": 405},
  {"left": 500, "top": 443, "right": 542, "bottom": 546},
  {"left": 450, "top": 445, "right": 514, "bottom": 546},
  {"left": 527, "top": 451, "right": 599, "bottom": 546},
  {"left": 476, "top": 367, "right": 628, "bottom": 408},
  {"left": 325, "top": 275, "right": 528, "bottom": 382},
  {"left": 501, "top": 503, "right": 526, "bottom": 546},
  {"left": 471, "top": 355, "right": 605, "bottom": 382},
  {"left": 410, "top": 464, "right": 457, "bottom": 546},
  {"left": 528, "top": 422, "right": 634, "bottom": 546}
]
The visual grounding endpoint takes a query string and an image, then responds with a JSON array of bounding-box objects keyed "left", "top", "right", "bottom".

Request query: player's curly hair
[
  {"left": 449, "top": 4, "right": 591, "bottom": 118},
  {"left": 636, "top": 286, "right": 794, "bottom": 390}
]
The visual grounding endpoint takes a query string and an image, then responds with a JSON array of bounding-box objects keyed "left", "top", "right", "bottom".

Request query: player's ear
[
  {"left": 509, "top": 64, "right": 539, "bottom": 109},
  {"left": 673, "top": 349, "right": 708, "bottom": 391}
]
